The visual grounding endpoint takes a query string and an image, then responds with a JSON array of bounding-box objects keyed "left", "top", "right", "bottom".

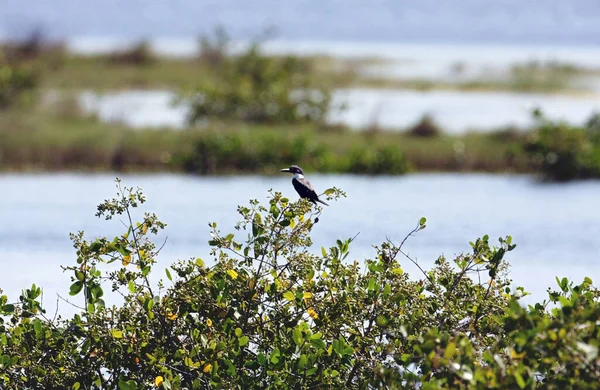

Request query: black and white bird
[{"left": 280, "top": 165, "right": 329, "bottom": 206}]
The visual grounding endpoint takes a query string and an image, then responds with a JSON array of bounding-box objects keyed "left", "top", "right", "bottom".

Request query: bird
[{"left": 280, "top": 165, "right": 329, "bottom": 206}]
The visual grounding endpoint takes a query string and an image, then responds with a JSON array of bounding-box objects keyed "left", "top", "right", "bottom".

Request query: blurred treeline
[{"left": 0, "top": 29, "right": 599, "bottom": 180}]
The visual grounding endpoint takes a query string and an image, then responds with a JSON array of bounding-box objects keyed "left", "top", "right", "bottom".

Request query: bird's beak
[{"left": 280, "top": 168, "right": 291, "bottom": 173}]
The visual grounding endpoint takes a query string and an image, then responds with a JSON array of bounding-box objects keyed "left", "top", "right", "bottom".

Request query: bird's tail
[{"left": 317, "top": 198, "right": 329, "bottom": 206}]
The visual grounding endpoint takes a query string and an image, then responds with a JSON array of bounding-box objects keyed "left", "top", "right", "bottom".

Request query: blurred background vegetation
[{"left": 0, "top": 28, "right": 599, "bottom": 180}]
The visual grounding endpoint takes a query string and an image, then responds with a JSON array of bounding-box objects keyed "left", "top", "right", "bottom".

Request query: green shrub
[
  {"left": 0, "top": 52, "right": 39, "bottom": 109},
  {"left": 407, "top": 114, "right": 442, "bottom": 137},
  {"left": 104, "top": 40, "right": 156, "bottom": 66},
  {"left": 2, "top": 182, "right": 600, "bottom": 389},
  {"left": 184, "top": 42, "right": 331, "bottom": 125},
  {"left": 524, "top": 111, "right": 600, "bottom": 181}
]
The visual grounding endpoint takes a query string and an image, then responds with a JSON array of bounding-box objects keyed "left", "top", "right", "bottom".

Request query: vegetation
[
  {"left": 0, "top": 106, "right": 532, "bottom": 174},
  {"left": 183, "top": 44, "right": 332, "bottom": 125},
  {"left": 2, "top": 32, "right": 600, "bottom": 179},
  {"left": 1, "top": 183, "right": 599, "bottom": 389},
  {"left": 0, "top": 51, "right": 39, "bottom": 109},
  {"left": 524, "top": 110, "right": 600, "bottom": 181}
]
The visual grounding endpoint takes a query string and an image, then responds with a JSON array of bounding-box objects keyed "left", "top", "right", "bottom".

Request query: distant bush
[
  {"left": 0, "top": 52, "right": 39, "bottom": 109},
  {"left": 2, "top": 184, "right": 600, "bottom": 389},
  {"left": 524, "top": 111, "right": 600, "bottom": 181},
  {"left": 105, "top": 40, "right": 155, "bottom": 66},
  {"left": 407, "top": 114, "right": 442, "bottom": 137},
  {"left": 182, "top": 129, "right": 408, "bottom": 175},
  {"left": 197, "top": 26, "right": 230, "bottom": 68},
  {"left": 184, "top": 40, "right": 331, "bottom": 125}
]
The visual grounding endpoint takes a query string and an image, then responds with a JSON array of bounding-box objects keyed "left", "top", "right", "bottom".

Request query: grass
[
  {"left": 0, "top": 105, "right": 530, "bottom": 174},
  {"left": 27, "top": 49, "right": 597, "bottom": 95}
]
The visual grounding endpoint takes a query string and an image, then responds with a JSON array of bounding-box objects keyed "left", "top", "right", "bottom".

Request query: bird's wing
[{"left": 293, "top": 177, "right": 319, "bottom": 199}]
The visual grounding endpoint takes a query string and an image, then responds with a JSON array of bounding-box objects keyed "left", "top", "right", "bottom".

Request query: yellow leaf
[
  {"left": 206, "top": 318, "right": 213, "bottom": 327},
  {"left": 142, "top": 224, "right": 149, "bottom": 235},
  {"left": 299, "top": 214, "right": 304, "bottom": 222},
  {"left": 111, "top": 329, "right": 123, "bottom": 339},
  {"left": 307, "top": 308, "right": 318, "bottom": 319},
  {"left": 122, "top": 255, "right": 131, "bottom": 266},
  {"left": 155, "top": 376, "right": 164, "bottom": 387},
  {"left": 303, "top": 292, "right": 313, "bottom": 300},
  {"left": 289, "top": 218, "right": 297, "bottom": 229},
  {"left": 203, "top": 363, "right": 212, "bottom": 373},
  {"left": 167, "top": 312, "right": 177, "bottom": 321},
  {"left": 510, "top": 349, "right": 526, "bottom": 360},
  {"left": 227, "top": 269, "right": 238, "bottom": 280}
]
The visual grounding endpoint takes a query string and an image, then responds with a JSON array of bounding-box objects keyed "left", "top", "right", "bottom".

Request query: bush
[
  {"left": 407, "top": 114, "right": 442, "bottom": 137},
  {"left": 2, "top": 182, "right": 600, "bottom": 389},
  {"left": 181, "top": 129, "right": 408, "bottom": 175},
  {"left": 524, "top": 111, "right": 600, "bottom": 181},
  {"left": 0, "top": 52, "right": 39, "bottom": 109},
  {"left": 184, "top": 42, "right": 331, "bottom": 125},
  {"left": 105, "top": 40, "right": 155, "bottom": 66}
]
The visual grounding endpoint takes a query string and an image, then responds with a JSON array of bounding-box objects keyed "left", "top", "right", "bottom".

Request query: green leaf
[
  {"left": 376, "top": 315, "right": 389, "bottom": 328},
  {"left": 310, "top": 338, "right": 326, "bottom": 350},
  {"left": 444, "top": 342, "right": 456, "bottom": 359},
  {"left": 324, "top": 188, "right": 335, "bottom": 195},
  {"left": 270, "top": 348, "right": 281, "bottom": 364},
  {"left": 293, "top": 327, "right": 303, "bottom": 345},
  {"left": 283, "top": 291, "right": 295, "bottom": 301},
  {"left": 89, "top": 240, "right": 103, "bottom": 253},
  {"left": 238, "top": 336, "right": 249, "bottom": 347},
  {"left": 252, "top": 214, "right": 263, "bottom": 237},
  {"left": 298, "top": 354, "right": 308, "bottom": 369},
  {"left": 195, "top": 258, "right": 205, "bottom": 267},
  {"left": 72, "top": 383, "right": 81, "bottom": 390},
  {"left": 69, "top": 281, "right": 84, "bottom": 296},
  {"left": 514, "top": 372, "right": 526, "bottom": 389},
  {"left": 165, "top": 268, "right": 172, "bottom": 281},
  {"left": 279, "top": 219, "right": 291, "bottom": 227},
  {"left": 33, "top": 320, "right": 42, "bottom": 334},
  {"left": 383, "top": 284, "right": 391, "bottom": 296},
  {"left": 128, "top": 280, "right": 136, "bottom": 293},
  {"left": 235, "top": 328, "right": 243, "bottom": 337},
  {"left": 118, "top": 379, "right": 138, "bottom": 390},
  {"left": 419, "top": 217, "right": 427, "bottom": 226},
  {"left": 111, "top": 329, "right": 124, "bottom": 339},
  {"left": 257, "top": 353, "right": 266, "bottom": 366},
  {"left": 321, "top": 247, "right": 327, "bottom": 257}
]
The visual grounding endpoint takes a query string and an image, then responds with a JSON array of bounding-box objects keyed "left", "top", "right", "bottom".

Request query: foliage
[
  {"left": 1, "top": 109, "right": 534, "bottom": 174},
  {"left": 407, "top": 114, "right": 442, "bottom": 137},
  {"left": 1, "top": 181, "right": 599, "bottom": 388},
  {"left": 524, "top": 110, "right": 600, "bottom": 181},
  {"left": 0, "top": 51, "right": 39, "bottom": 109},
  {"left": 181, "top": 129, "right": 409, "bottom": 175},
  {"left": 105, "top": 40, "right": 156, "bottom": 66},
  {"left": 184, "top": 35, "right": 332, "bottom": 125}
]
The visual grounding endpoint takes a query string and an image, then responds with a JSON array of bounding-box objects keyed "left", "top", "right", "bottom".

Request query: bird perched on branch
[{"left": 280, "top": 165, "right": 329, "bottom": 206}]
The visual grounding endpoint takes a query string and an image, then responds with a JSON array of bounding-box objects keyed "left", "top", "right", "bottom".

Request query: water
[
  {"left": 1, "top": 173, "right": 599, "bottom": 315},
  {"left": 79, "top": 89, "right": 600, "bottom": 132},
  {"left": 2, "top": 0, "right": 600, "bottom": 45}
]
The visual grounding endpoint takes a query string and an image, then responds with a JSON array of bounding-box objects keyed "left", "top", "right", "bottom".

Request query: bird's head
[{"left": 280, "top": 165, "right": 304, "bottom": 175}]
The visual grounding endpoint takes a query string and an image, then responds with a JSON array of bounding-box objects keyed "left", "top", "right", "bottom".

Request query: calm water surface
[
  {"left": 1, "top": 173, "right": 599, "bottom": 313},
  {"left": 79, "top": 89, "right": 600, "bottom": 133}
]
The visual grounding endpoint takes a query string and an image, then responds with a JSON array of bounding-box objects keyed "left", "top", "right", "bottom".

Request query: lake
[
  {"left": 79, "top": 88, "right": 600, "bottom": 133},
  {"left": 1, "top": 173, "right": 598, "bottom": 315}
]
